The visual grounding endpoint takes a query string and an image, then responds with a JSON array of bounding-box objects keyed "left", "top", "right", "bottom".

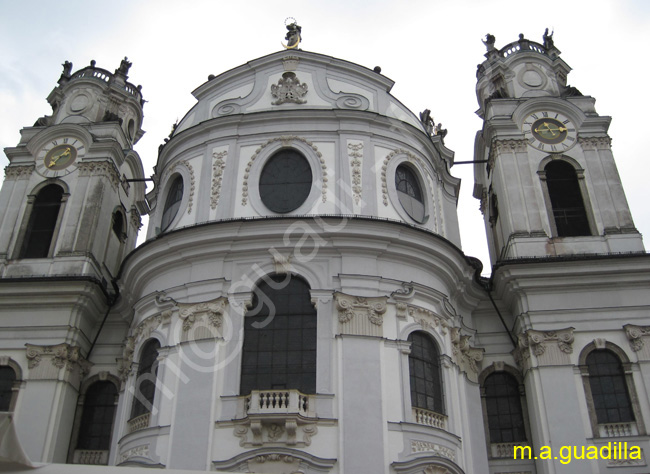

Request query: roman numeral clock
[
  {"left": 35, "top": 136, "right": 85, "bottom": 177},
  {"left": 522, "top": 111, "right": 577, "bottom": 152}
]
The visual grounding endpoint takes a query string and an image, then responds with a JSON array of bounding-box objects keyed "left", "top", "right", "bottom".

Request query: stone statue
[
  {"left": 419, "top": 109, "right": 435, "bottom": 136},
  {"left": 543, "top": 28, "right": 554, "bottom": 49},
  {"left": 435, "top": 123, "right": 448, "bottom": 142},
  {"left": 285, "top": 21, "right": 302, "bottom": 49},
  {"left": 62, "top": 61, "right": 72, "bottom": 76},
  {"left": 117, "top": 57, "right": 132, "bottom": 76},
  {"left": 483, "top": 33, "right": 496, "bottom": 52}
]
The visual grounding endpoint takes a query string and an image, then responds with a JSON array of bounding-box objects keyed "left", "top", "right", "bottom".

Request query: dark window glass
[
  {"left": 130, "top": 339, "right": 160, "bottom": 419},
  {"left": 484, "top": 372, "right": 526, "bottom": 443},
  {"left": 408, "top": 332, "right": 443, "bottom": 414},
  {"left": 20, "top": 184, "right": 64, "bottom": 258},
  {"left": 161, "top": 176, "right": 183, "bottom": 231},
  {"left": 395, "top": 165, "right": 425, "bottom": 223},
  {"left": 545, "top": 161, "right": 590, "bottom": 237},
  {"left": 587, "top": 350, "right": 634, "bottom": 424},
  {"left": 112, "top": 211, "right": 125, "bottom": 240},
  {"left": 0, "top": 366, "right": 16, "bottom": 411},
  {"left": 259, "top": 150, "right": 312, "bottom": 213},
  {"left": 77, "top": 381, "right": 117, "bottom": 450},
  {"left": 240, "top": 275, "right": 316, "bottom": 395}
]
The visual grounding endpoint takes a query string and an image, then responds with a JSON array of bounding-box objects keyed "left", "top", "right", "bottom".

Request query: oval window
[
  {"left": 161, "top": 175, "right": 183, "bottom": 231},
  {"left": 259, "top": 149, "right": 313, "bottom": 213},
  {"left": 395, "top": 164, "right": 425, "bottom": 223}
]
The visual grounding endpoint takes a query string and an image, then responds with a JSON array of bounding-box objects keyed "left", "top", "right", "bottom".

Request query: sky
[{"left": 1, "top": 0, "right": 649, "bottom": 274}]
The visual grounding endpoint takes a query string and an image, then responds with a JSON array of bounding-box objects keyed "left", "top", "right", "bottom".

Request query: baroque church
[{"left": 0, "top": 26, "right": 649, "bottom": 474}]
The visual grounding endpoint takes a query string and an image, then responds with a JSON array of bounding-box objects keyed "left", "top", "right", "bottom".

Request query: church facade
[{"left": 0, "top": 30, "right": 649, "bottom": 474}]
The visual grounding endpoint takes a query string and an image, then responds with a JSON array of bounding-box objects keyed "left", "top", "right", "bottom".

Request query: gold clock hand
[{"left": 48, "top": 147, "right": 71, "bottom": 167}]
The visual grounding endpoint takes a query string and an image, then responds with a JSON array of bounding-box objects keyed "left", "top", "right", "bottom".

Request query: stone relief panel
[
  {"left": 177, "top": 297, "right": 227, "bottom": 342},
  {"left": 4, "top": 165, "right": 34, "bottom": 180},
  {"left": 449, "top": 328, "right": 484, "bottom": 383},
  {"left": 233, "top": 421, "right": 317, "bottom": 448},
  {"left": 211, "top": 151, "right": 227, "bottom": 210},
  {"left": 334, "top": 292, "right": 387, "bottom": 337},
  {"left": 347, "top": 142, "right": 363, "bottom": 206},
  {"left": 514, "top": 327, "right": 574, "bottom": 371},
  {"left": 271, "top": 72, "right": 308, "bottom": 105}
]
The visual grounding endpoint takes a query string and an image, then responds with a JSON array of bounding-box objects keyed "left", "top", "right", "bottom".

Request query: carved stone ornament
[
  {"left": 335, "top": 293, "right": 388, "bottom": 337},
  {"left": 78, "top": 161, "right": 121, "bottom": 190},
  {"left": 211, "top": 151, "right": 227, "bottom": 209},
  {"left": 271, "top": 72, "right": 308, "bottom": 105},
  {"left": 25, "top": 343, "right": 91, "bottom": 385},
  {"left": 449, "top": 327, "right": 484, "bottom": 382},
  {"left": 410, "top": 440, "right": 456, "bottom": 461},
  {"left": 347, "top": 142, "right": 364, "bottom": 205},
  {"left": 514, "top": 327, "right": 574, "bottom": 371},
  {"left": 242, "top": 136, "right": 328, "bottom": 206},
  {"left": 488, "top": 139, "right": 527, "bottom": 170},
  {"left": 118, "top": 444, "right": 150, "bottom": 464},
  {"left": 4, "top": 165, "right": 34, "bottom": 180},
  {"left": 272, "top": 252, "right": 292, "bottom": 275},
  {"left": 233, "top": 420, "right": 318, "bottom": 448},
  {"left": 408, "top": 305, "right": 451, "bottom": 335},
  {"left": 177, "top": 297, "right": 227, "bottom": 336},
  {"left": 625, "top": 324, "right": 650, "bottom": 355},
  {"left": 578, "top": 136, "right": 612, "bottom": 151},
  {"left": 423, "top": 466, "right": 452, "bottom": 474},
  {"left": 129, "top": 206, "right": 142, "bottom": 231}
]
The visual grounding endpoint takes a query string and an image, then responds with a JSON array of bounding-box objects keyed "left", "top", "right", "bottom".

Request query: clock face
[
  {"left": 36, "top": 137, "right": 85, "bottom": 177},
  {"left": 522, "top": 111, "right": 577, "bottom": 152}
]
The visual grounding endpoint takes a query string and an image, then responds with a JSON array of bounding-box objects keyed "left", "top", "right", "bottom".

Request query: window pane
[
  {"left": 0, "top": 367, "right": 16, "bottom": 411},
  {"left": 130, "top": 339, "right": 160, "bottom": 419},
  {"left": 21, "top": 184, "right": 64, "bottom": 258},
  {"left": 77, "top": 381, "right": 117, "bottom": 450},
  {"left": 545, "top": 161, "right": 590, "bottom": 237},
  {"left": 484, "top": 372, "right": 526, "bottom": 443},
  {"left": 587, "top": 350, "right": 634, "bottom": 423},
  {"left": 259, "top": 150, "right": 313, "bottom": 213},
  {"left": 395, "top": 165, "right": 425, "bottom": 223},
  {"left": 408, "top": 332, "right": 443, "bottom": 414},
  {"left": 161, "top": 176, "right": 184, "bottom": 231}
]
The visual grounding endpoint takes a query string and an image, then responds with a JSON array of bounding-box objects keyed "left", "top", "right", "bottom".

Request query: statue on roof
[
  {"left": 419, "top": 109, "right": 435, "bottom": 136},
  {"left": 543, "top": 28, "right": 554, "bottom": 49},
  {"left": 61, "top": 61, "right": 73, "bottom": 77},
  {"left": 483, "top": 33, "right": 496, "bottom": 52},
  {"left": 116, "top": 57, "right": 132, "bottom": 76},
  {"left": 282, "top": 18, "right": 302, "bottom": 50}
]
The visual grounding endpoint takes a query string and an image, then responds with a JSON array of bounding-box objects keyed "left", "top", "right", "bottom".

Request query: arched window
[
  {"left": 408, "top": 331, "right": 443, "bottom": 414},
  {"left": 484, "top": 372, "right": 526, "bottom": 443},
  {"left": 586, "top": 350, "right": 634, "bottom": 424},
  {"left": 161, "top": 175, "right": 183, "bottom": 231},
  {"left": 240, "top": 274, "right": 316, "bottom": 395},
  {"left": 544, "top": 160, "right": 590, "bottom": 237},
  {"left": 112, "top": 210, "right": 126, "bottom": 241},
  {"left": 130, "top": 339, "right": 160, "bottom": 420},
  {"left": 395, "top": 165, "right": 425, "bottom": 223},
  {"left": 20, "top": 184, "right": 64, "bottom": 258},
  {"left": 0, "top": 366, "right": 17, "bottom": 412},
  {"left": 259, "top": 149, "right": 313, "bottom": 213},
  {"left": 76, "top": 381, "right": 117, "bottom": 451}
]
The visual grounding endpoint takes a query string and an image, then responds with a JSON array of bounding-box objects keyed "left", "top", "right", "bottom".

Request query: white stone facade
[{"left": 0, "top": 35, "right": 649, "bottom": 474}]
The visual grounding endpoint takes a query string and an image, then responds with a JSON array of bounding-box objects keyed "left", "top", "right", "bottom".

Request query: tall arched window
[
  {"left": 0, "top": 366, "right": 17, "bottom": 412},
  {"left": 395, "top": 165, "right": 425, "bottom": 223},
  {"left": 484, "top": 372, "right": 526, "bottom": 443},
  {"left": 112, "top": 210, "right": 126, "bottom": 241},
  {"left": 408, "top": 331, "right": 443, "bottom": 414},
  {"left": 544, "top": 160, "right": 590, "bottom": 237},
  {"left": 20, "top": 184, "right": 64, "bottom": 258},
  {"left": 161, "top": 175, "right": 183, "bottom": 231},
  {"left": 240, "top": 274, "right": 316, "bottom": 395},
  {"left": 130, "top": 339, "right": 161, "bottom": 421},
  {"left": 587, "top": 350, "right": 634, "bottom": 424},
  {"left": 76, "top": 381, "right": 118, "bottom": 451}
]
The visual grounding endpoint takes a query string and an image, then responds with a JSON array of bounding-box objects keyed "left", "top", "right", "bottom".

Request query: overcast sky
[{"left": 1, "top": 0, "right": 648, "bottom": 273}]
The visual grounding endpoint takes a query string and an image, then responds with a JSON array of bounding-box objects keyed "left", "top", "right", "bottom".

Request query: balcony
[
  {"left": 72, "top": 449, "right": 109, "bottom": 465},
  {"left": 127, "top": 412, "right": 150, "bottom": 433},
  {"left": 412, "top": 407, "right": 447, "bottom": 430},
  {"left": 599, "top": 422, "right": 638, "bottom": 438},
  {"left": 246, "top": 390, "right": 311, "bottom": 417}
]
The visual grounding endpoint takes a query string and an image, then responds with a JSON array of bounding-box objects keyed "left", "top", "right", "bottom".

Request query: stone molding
[
  {"left": 78, "top": 161, "right": 120, "bottom": 190},
  {"left": 449, "top": 328, "right": 484, "bottom": 382},
  {"left": 347, "top": 142, "right": 363, "bottom": 205},
  {"left": 334, "top": 292, "right": 387, "bottom": 337},
  {"left": 233, "top": 422, "right": 318, "bottom": 448},
  {"left": 514, "top": 327, "right": 574, "bottom": 371},
  {"left": 211, "top": 151, "right": 227, "bottom": 209},
  {"left": 578, "top": 136, "right": 612, "bottom": 151},
  {"left": 271, "top": 72, "right": 308, "bottom": 105},
  {"left": 242, "top": 136, "right": 328, "bottom": 206},
  {"left": 625, "top": 324, "right": 650, "bottom": 359},
  {"left": 4, "top": 165, "right": 34, "bottom": 180},
  {"left": 177, "top": 297, "right": 227, "bottom": 341},
  {"left": 25, "top": 343, "right": 90, "bottom": 386}
]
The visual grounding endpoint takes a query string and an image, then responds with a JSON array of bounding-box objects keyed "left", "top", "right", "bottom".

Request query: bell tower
[
  {"left": 0, "top": 58, "right": 147, "bottom": 462},
  {"left": 473, "top": 32, "right": 644, "bottom": 265}
]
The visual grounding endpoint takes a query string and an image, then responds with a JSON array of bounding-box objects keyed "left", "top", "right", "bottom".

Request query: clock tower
[
  {"left": 473, "top": 32, "right": 644, "bottom": 264},
  {"left": 0, "top": 58, "right": 147, "bottom": 462}
]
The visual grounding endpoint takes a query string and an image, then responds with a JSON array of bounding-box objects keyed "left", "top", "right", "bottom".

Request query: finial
[
  {"left": 90, "top": 60, "right": 96, "bottom": 67},
  {"left": 373, "top": 66, "right": 382, "bottom": 73},
  {"left": 282, "top": 17, "right": 302, "bottom": 50}
]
